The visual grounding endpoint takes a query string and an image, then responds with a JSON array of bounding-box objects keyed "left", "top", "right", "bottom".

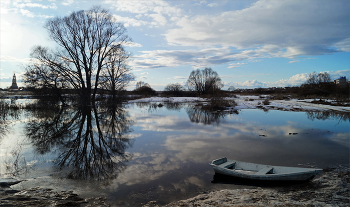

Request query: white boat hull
[{"left": 210, "top": 157, "right": 322, "bottom": 182}]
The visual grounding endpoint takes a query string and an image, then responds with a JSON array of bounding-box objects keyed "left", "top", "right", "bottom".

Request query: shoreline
[
  {"left": 1, "top": 94, "right": 350, "bottom": 113},
  {"left": 145, "top": 165, "right": 350, "bottom": 207},
  {"left": 127, "top": 95, "right": 350, "bottom": 113},
  {"left": 1, "top": 165, "right": 348, "bottom": 206}
]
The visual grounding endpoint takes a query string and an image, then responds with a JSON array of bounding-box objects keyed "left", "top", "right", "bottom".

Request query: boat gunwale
[
  {"left": 210, "top": 157, "right": 323, "bottom": 180},
  {"left": 211, "top": 165, "right": 322, "bottom": 177}
]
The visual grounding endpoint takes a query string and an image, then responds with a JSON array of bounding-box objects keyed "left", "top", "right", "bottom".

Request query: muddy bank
[
  {"left": 1, "top": 167, "right": 349, "bottom": 206},
  {"left": 0, "top": 182, "right": 109, "bottom": 206},
  {"left": 144, "top": 166, "right": 349, "bottom": 207}
]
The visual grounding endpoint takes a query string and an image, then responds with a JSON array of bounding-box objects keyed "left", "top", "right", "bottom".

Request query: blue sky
[{"left": 0, "top": 0, "right": 349, "bottom": 90}]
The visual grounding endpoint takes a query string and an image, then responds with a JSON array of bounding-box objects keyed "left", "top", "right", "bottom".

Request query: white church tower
[{"left": 9, "top": 73, "right": 19, "bottom": 91}]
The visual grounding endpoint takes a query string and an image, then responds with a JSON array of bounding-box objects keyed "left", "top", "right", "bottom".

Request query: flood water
[{"left": 0, "top": 101, "right": 349, "bottom": 206}]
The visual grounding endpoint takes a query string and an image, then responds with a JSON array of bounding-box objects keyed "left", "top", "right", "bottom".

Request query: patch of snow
[
  {"left": 127, "top": 96, "right": 350, "bottom": 112},
  {"left": 128, "top": 97, "right": 207, "bottom": 103}
]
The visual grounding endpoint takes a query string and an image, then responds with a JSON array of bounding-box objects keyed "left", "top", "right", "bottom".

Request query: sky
[{"left": 0, "top": 0, "right": 349, "bottom": 90}]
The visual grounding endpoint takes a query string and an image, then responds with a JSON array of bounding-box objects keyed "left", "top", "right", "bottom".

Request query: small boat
[{"left": 210, "top": 157, "right": 322, "bottom": 182}]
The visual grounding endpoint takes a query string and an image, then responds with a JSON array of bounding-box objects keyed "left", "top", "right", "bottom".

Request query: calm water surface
[{"left": 0, "top": 101, "right": 349, "bottom": 206}]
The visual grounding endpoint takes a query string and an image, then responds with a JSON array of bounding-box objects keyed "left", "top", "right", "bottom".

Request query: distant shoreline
[{"left": 1, "top": 94, "right": 350, "bottom": 112}]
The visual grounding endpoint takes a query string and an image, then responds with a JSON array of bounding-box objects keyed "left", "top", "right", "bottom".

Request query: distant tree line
[
  {"left": 229, "top": 71, "right": 348, "bottom": 101},
  {"left": 300, "top": 71, "right": 348, "bottom": 98},
  {"left": 304, "top": 71, "right": 332, "bottom": 85}
]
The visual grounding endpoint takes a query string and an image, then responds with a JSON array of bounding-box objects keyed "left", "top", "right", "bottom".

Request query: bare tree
[
  {"left": 133, "top": 81, "right": 156, "bottom": 96},
  {"left": 186, "top": 68, "right": 223, "bottom": 96},
  {"left": 24, "top": 52, "right": 69, "bottom": 104},
  {"left": 317, "top": 72, "right": 331, "bottom": 83},
  {"left": 135, "top": 81, "right": 150, "bottom": 90},
  {"left": 227, "top": 85, "right": 235, "bottom": 92},
  {"left": 99, "top": 47, "right": 134, "bottom": 100},
  {"left": 164, "top": 83, "right": 185, "bottom": 96},
  {"left": 306, "top": 71, "right": 318, "bottom": 85},
  {"left": 305, "top": 71, "right": 332, "bottom": 85},
  {"left": 23, "top": 6, "right": 132, "bottom": 106}
]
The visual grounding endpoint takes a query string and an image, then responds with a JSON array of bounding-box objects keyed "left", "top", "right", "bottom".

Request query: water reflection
[
  {"left": 0, "top": 99, "right": 20, "bottom": 140},
  {"left": 187, "top": 106, "right": 238, "bottom": 125},
  {"left": 1, "top": 101, "right": 349, "bottom": 206},
  {"left": 25, "top": 104, "right": 134, "bottom": 180},
  {"left": 109, "top": 106, "right": 349, "bottom": 205},
  {"left": 163, "top": 102, "right": 185, "bottom": 111},
  {"left": 134, "top": 102, "right": 186, "bottom": 113},
  {"left": 306, "top": 111, "right": 350, "bottom": 122},
  {"left": 133, "top": 102, "right": 236, "bottom": 125}
]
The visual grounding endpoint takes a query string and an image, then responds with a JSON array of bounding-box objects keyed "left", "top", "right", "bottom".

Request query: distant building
[
  {"left": 334, "top": 76, "right": 347, "bottom": 85},
  {"left": 9, "top": 73, "right": 19, "bottom": 91}
]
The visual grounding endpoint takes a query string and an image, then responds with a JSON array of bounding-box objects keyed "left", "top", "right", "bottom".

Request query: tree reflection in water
[
  {"left": 25, "top": 103, "right": 134, "bottom": 180},
  {"left": 0, "top": 99, "right": 20, "bottom": 140},
  {"left": 186, "top": 106, "right": 238, "bottom": 125},
  {"left": 134, "top": 102, "right": 237, "bottom": 125},
  {"left": 135, "top": 102, "right": 185, "bottom": 113},
  {"left": 306, "top": 111, "right": 350, "bottom": 123},
  {"left": 163, "top": 102, "right": 185, "bottom": 111}
]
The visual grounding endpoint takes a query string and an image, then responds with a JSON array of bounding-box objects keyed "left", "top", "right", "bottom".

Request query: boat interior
[{"left": 212, "top": 157, "right": 318, "bottom": 175}]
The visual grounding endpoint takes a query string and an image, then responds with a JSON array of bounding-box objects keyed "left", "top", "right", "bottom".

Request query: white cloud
[
  {"left": 328, "top": 69, "right": 350, "bottom": 79},
  {"left": 113, "top": 14, "right": 149, "bottom": 27},
  {"left": 128, "top": 133, "right": 142, "bottom": 139},
  {"left": 174, "top": 76, "right": 187, "bottom": 80},
  {"left": 165, "top": 0, "right": 349, "bottom": 57},
  {"left": 207, "top": 3, "right": 218, "bottom": 7},
  {"left": 13, "top": 2, "right": 57, "bottom": 9},
  {"left": 125, "top": 42, "right": 143, "bottom": 48},
  {"left": 227, "top": 74, "right": 307, "bottom": 89},
  {"left": 20, "top": 9, "right": 35, "bottom": 17},
  {"left": 238, "top": 80, "right": 267, "bottom": 88},
  {"left": 273, "top": 73, "right": 309, "bottom": 87},
  {"left": 0, "top": 55, "right": 34, "bottom": 63},
  {"left": 148, "top": 13, "right": 167, "bottom": 26},
  {"left": 227, "top": 70, "right": 350, "bottom": 88},
  {"left": 62, "top": 0, "right": 74, "bottom": 6},
  {"left": 16, "top": 8, "right": 54, "bottom": 18},
  {"left": 107, "top": 0, "right": 181, "bottom": 15},
  {"left": 0, "top": 1, "right": 15, "bottom": 14},
  {"left": 334, "top": 38, "right": 350, "bottom": 52},
  {"left": 228, "top": 63, "right": 246, "bottom": 68},
  {"left": 131, "top": 47, "right": 249, "bottom": 69},
  {"left": 194, "top": 1, "right": 207, "bottom": 6},
  {"left": 106, "top": 0, "right": 182, "bottom": 27},
  {"left": 288, "top": 60, "right": 300, "bottom": 64}
]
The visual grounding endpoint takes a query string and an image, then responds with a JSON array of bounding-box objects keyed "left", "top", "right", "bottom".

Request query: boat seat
[
  {"left": 218, "top": 161, "right": 236, "bottom": 169},
  {"left": 256, "top": 167, "right": 274, "bottom": 175}
]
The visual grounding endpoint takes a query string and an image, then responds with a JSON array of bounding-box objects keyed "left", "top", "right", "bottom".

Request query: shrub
[
  {"left": 164, "top": 83, "right": 185, "bottom": 97},
  {"left": 203, "top": 96, "right": 237, "bottom": 111},
  {"left": 133, "top": 86, "right": 157, "bottom": 97},
  {"left": 263, "top": 98, "right": 270, "bottom": 105}
]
